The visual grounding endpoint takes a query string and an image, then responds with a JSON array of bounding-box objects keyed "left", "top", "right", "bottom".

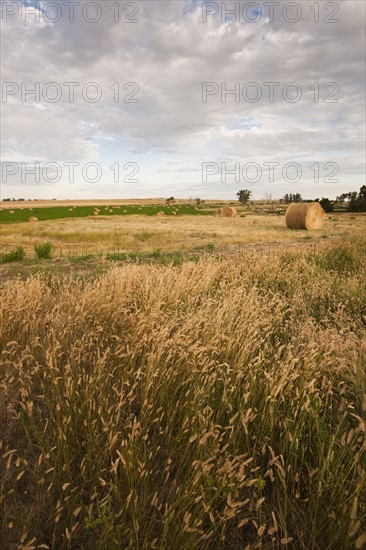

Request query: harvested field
[{"left": 1, "top": 211, "right": 365, "bottom": 261}]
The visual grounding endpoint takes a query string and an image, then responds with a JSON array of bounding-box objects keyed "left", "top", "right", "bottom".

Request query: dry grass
[
  {"left": 1, "top": 238, "right": 365, "bottom": 549},
  {"left": 1, "top": 213, "right": 365, "bottom": 258},
  {"left": 0, "top": 199, "right": 237, "bottom": 211}
]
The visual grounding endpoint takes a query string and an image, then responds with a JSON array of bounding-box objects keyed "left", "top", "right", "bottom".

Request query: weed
[
  {"left": 34, "top": 242, "right": 53, "bottom": 260},
  {"left": 0, "top": 246, "right": 26, "bottom": 263}
]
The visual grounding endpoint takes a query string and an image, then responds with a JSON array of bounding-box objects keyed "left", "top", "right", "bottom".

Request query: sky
[{"left": 0, "top": 0, "right": 365, "bottom": 200}]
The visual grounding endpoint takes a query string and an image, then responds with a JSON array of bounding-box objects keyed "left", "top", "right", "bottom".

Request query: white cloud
[{"left": 1, "top": 0, "right": 365, "bottom": 199}]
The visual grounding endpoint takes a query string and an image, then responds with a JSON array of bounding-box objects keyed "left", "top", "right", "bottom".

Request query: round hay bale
[
  {"left": 285, "top": 202, "right": 324, "bottom": 230},
  {"left": 157, "top": 211, "right": 165, "bottom": 216},
  {"left": 172, "top": 211, "right": 177, "bottom": 215},
  {"left": 123, "top": 209, "right": 128, "bottom": 213},
  {"left": 68, "top": 208, "right": 73, "bottom": 211},
  {"left": 9, "top": 210, "right": 14, "bottom": 214},
  {"left": 28, "top": 216, "right": 38, "bottom": 222},
  {"left": 220, "top": 206, "right": 237, "bottom": 218}
]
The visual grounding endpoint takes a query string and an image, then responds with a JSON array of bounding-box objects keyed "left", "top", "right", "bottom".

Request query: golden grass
[
  {"left": 0, "top": 199, "right": 239, "bottom": 210},
  {"left": 1, "top": 213, "right": 365, "bottom": 258},
  {"left": 0, "top": 238, "right": 365, "bottom": 549}
]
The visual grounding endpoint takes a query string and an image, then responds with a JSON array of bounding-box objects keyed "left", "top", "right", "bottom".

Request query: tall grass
[{"left": 0, "top": 239, "right": 365, "bottom": 549}]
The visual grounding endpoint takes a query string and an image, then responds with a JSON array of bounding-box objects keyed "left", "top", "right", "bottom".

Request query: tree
[
  {"left": 348, "top": 185, "right": 366, "bottom": 212},
  {"left": 237, "top": 189, "right": 252, "bottom": 205},
  {"left": 195, "top": 198, "right": 205, "bottom": 205},
  {"left": 166, "top": 197, "right": 175, "bottom": 205},
  {"left": 283, "top": 193, "right": 302, "bottom": 203},
  {"left": 319, "top": 197, "right": 334, "bottom": 213},
  {"left": 336, "top": 192, "right": 357, "bottom": 203}
]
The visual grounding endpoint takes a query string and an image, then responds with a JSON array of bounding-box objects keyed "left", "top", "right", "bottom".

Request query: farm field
[
  {"left": 2, "top": 0, "right": 365, "bottom": 547},
  {"left": 0, "top": 198, "right": 231, "bottom": 210},
  {"left": 1, "top": 202, "right": 365, "bottom": 265},
  {"left": 1, "top": 235, "right": 365, "bottom": 549},
  {"left": 0, "top": 203, "right": 214, "bottom": 224},
  {"left": 1, "top": 203, "right": 366, "bottom": 549}
]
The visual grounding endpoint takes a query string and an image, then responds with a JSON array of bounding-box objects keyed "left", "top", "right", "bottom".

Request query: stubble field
[{"left": 1, "top": 203, "right": 365, "bottom": 261}]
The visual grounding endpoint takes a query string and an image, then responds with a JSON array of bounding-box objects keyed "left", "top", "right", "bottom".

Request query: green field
[{"left": 0, "top": 204, "right": 213, "bottom": 224}]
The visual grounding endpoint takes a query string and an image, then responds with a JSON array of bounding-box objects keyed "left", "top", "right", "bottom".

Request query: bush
[
  {"left": 34, "top": 242, "right": 53, "bottom": 260},
  {"left": 0, "top": 246, "right": 25, "bottom": 263},
  {"left": 319, "top": 197, "right": 334, "bottom": 212}
]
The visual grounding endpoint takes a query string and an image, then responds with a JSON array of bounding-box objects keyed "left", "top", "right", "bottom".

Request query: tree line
[{"left": 235, "top": 186, "right": 366, "bottom": 212}]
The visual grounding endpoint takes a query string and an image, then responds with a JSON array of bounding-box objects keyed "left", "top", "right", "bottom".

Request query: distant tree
[
  {"left": 337, "top": 192, "right": 357, "bottom": 203},
  {"left": 319, "top": 197, "right": 334, "bottom": 213},
  {"left": 166, "top": 196, "right": 175, "bottom": 205},
  {"left": 237, "top": 189, "right": 252, "bottom": 205},
  {"left": 195, "top": 198, "right": 202, "bottom": 205},
  {"left": 348, "top": 185, "right": 366, "bottom": 212},
  {"left": 283, "top": 193, "right": 302, "bottom": 204}
]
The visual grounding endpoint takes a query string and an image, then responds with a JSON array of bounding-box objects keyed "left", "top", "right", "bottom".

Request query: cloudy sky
[{"left": 1, "top": 0, "right": 365, "bottom": 199}]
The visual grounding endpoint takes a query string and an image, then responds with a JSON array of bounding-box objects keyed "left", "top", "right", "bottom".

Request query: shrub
[
  {"left": 319, "top": 197, "right": 334, "bottom": 212},
  {"left": 0, "top": 246, "right": 25, "bottom": 263},
  {"left": 34, "top": 241, "right": 53, "bottom": 260}
]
